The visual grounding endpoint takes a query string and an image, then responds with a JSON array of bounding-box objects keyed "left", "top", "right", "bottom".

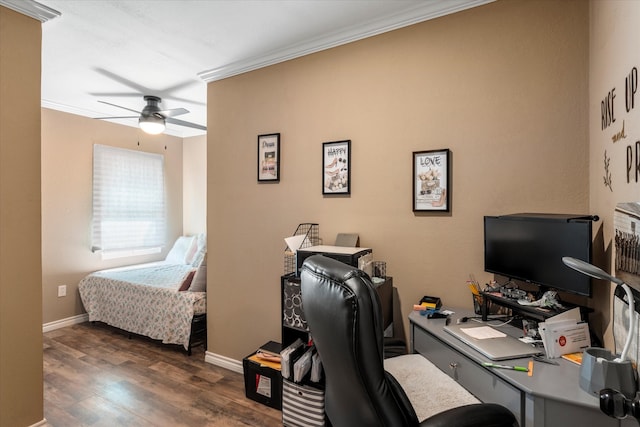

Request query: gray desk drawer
[
  {"left": 413, "top": 326, "right": 522, "bottom": 423},
  {"left": 532, "top": 397, "right": 621, "bottom": 427}
]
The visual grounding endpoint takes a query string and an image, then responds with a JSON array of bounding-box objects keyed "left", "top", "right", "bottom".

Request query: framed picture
[
  {"left": 257, "top": 133, "right": 280, "bottom": 182},
  {"left": 413, "top": 149, "right": 450, "bottom": 212},
  {"left": 323, "top": 140, "right": 351, "bottom": 195}
]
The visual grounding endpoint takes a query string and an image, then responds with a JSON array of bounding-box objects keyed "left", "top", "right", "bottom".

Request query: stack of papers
[
  {"left": 281, "top": 339, "right": 304, "bottom": 380},
  {"left": 539, "top": 308, "right": 591, "bottom": 358},
  {"left": 461, "top": 326, "right": 507, "bottom": 340}
]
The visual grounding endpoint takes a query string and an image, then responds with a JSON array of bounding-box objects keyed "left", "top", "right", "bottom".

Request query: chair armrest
[{"left": 419, "top": 403, "right": 518, "bottom": 427}]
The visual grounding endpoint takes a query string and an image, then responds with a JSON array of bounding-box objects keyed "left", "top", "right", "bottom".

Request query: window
[{"left": 92, "top": 144, "right": 165, "bottom": 257}]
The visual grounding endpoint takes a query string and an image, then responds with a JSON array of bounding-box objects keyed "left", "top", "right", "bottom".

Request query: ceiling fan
[{"left": 95, "top": 95, "right": 206, "bottom": 134}]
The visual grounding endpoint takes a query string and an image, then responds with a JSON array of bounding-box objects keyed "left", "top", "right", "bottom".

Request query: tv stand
[{"left": 481, "top": 291, "right": 592, "bottom": 323}]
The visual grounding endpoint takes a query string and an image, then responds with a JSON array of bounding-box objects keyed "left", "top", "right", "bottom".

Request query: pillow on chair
[{"left": 384, "top": 354, "right": 480, "bottom": 421}]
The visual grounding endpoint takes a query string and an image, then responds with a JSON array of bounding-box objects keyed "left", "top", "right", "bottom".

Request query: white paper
[
  {"left": 547, "top": 307, "right": 581, "bottom": 323},
  {"left": 539, "top": 318, "right": 590, "bottom": 358},
  {"left": 256, "top": 375, "right": 272, "bottom": 397},
  {"left": 284, "top": 235, "right": 306, "bottom": 252},
  {"left": 293, "top": 347, "right": 313, "bottom": 383},
  {"left": 461, "top": 326, "right": 507, "bottom": 340},
  {"left": 281, "top": 338, "right": 304, "bottom": 379}
]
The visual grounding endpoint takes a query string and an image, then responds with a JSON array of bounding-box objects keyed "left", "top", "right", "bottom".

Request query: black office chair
[{"left": 300, "top": 255, "right": 518, "bottom": 427}]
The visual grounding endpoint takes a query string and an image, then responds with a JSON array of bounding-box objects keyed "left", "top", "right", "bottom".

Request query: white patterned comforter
[{"left": 79, "top": 262, "right": 206, "bottom": 350}]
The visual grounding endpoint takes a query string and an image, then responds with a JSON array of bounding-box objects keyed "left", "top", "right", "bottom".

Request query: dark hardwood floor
[{"left": 43, "top": 322, "right": 282, "bottom": 426}]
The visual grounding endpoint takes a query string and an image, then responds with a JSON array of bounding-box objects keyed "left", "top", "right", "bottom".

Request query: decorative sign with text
[
  {"left": 600, "top": 66, "right": 639, "bottom": 190},
  {"left": 412, "top": 149, "right": 450, "bottom": 212},
  {"left": 258, "top": 133, "right": 280, "bottom": 182}
]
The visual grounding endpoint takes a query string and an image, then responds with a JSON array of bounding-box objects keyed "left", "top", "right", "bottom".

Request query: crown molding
[
  {"left": 0, "top": 0, "right": 60, "bottom": 22},
  {"left": 42, "top": 99, "right": 101, "bottom": 119},
  {"left": 198, "top": 0, "right": 493, "bottom": 82}
]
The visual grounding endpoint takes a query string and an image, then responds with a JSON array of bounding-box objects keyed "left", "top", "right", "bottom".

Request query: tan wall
[
  {"left": 0, "top": 6, "right": 44, "bottom": 426},
  {"left": 41, "top": 108, "right": 185, "bottom": 323},
  {"left": 183, "top": 135, "right": 207, "bottom": 235},
  {"left": 207, "top": 0, "right": 591, "bottom": 360},
  {"left": 3, "top": 0, "right": 633, "bottom": 420},
  {"left": 589, "top": 0, "right": 640, "bottom": 347}
]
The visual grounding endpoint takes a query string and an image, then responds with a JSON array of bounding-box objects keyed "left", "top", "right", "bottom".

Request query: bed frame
[{"left": 188, "top": 313, "right": 207, "bottom": 355}]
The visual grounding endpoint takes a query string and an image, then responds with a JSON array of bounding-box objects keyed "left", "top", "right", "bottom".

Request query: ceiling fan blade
[
  {"left": 166, "top": 117, "right": 207, "bottom": 131},
  {"left": 162, "top": 80, "right": 199, "bottom": 94},
  {"left": 98, "top": 100, "right": 141, "bottom": 115},
  {"left": 94, "top": 68, "right": 204, "bottom": 104},
  {"left": 94, "top": 115, "right": 139, "bottom": 120},
  {"left": 158, "top": 108, "right": 189, "bottom": 118},
  {"left": 92, "top": 92, "right": 204, "bottom": 106},
  {"left": 164, "top": 96, "right": 207, "bottom": 106},
  {"left": 89, "top": 92, "right": 142, "bottom": 97},
  {"left": 94, "top": 68, "right": 150, "bottom": 94}
]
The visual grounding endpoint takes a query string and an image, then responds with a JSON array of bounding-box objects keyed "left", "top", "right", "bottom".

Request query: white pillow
[
  {"left": 190, "top": 233, "right": 207, "bottom": 267},
  {"left": 189, "top": 254, "right": 207, "bottom": 292},
  {"left": 165, "top": 236, "right": 197, "bottom": 265},
  {"left": 196, "top": 233, "right": 207, "bottom": 251}
]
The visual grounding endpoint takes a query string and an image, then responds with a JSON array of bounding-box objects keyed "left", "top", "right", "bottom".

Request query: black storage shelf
[{"left": 481, "top": 292, "right": 593, "bottom": 322}]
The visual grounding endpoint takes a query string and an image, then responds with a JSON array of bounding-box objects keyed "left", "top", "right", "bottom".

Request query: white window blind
[{"left": 92, "top": 144, "right": 166, "bottom": 253}]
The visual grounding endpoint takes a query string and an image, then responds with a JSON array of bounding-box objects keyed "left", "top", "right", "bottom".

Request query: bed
[{"left": 79, "top": 234, "right": 207, "bottom": 354}]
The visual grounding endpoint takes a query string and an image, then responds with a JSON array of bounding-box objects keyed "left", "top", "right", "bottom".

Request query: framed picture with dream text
[{"left": 258, "top": 133, "right": 280, "bottom": 182}]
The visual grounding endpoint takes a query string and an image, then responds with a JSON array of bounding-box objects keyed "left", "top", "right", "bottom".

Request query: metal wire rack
[{"left": 284, "top": 223, "right": 319, "bottom": 275}]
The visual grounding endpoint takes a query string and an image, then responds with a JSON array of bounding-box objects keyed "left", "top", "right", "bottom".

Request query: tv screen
[{"left": 484, "top": 214, "right": 593, "bottom": 297}]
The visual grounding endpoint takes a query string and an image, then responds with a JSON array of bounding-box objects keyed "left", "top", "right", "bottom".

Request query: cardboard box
[{"left": 243, "top": 342, "right": 283, "bottom": 410}]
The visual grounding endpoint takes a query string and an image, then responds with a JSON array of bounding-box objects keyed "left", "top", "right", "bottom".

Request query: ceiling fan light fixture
[
  {"left": 139, "top": 115, "right": 165, "bottom": 135},
  {"left": 97, "top": 95, "right": 204, "bottom": 133}
]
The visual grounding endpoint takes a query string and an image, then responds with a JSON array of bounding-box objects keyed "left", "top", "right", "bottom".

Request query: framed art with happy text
[{"left": 323, "top": 140, "right": 351, "bottom": 195}]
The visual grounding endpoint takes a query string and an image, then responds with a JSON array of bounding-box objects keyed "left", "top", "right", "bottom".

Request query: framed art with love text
[
  {"left": 258, "top": 133, "right": 280, "bottom": 182},
  {"left": 413, "top": 149, "right": 450, "bottom": 212},
  {"left": 323, "top": 140, "right": 351, "bottom": 195}
]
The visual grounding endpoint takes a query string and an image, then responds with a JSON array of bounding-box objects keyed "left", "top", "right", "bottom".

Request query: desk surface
[{"left": 409, "top": 309, "right": 601, "bottom": 410}]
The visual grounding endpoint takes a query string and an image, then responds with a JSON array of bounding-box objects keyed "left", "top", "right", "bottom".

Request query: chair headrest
[{"left": 300, "top": 254, "right": 368, "bottom": 284}]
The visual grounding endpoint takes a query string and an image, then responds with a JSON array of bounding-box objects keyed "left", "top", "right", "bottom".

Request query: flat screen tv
[{"left": 484, "top": 213, "right": 593, "bottom": 297}]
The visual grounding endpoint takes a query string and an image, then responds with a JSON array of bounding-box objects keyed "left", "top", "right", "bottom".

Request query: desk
[{"left": 409, "top": 310, "right": 634, "bottom": 427}]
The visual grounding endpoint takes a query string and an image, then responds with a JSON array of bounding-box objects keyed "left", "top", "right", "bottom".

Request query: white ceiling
[{"left": 5, "top": 0, "right": 492, "bottom": 137}]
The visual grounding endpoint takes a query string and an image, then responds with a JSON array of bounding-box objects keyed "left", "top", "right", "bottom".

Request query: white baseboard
[
  {"left": 204, "top": 350, "right": 243, "bottom": 374},
  {"left": 42, "top": 313, "right": 88, "bottom": 333},
  {"left": 29, "top": 418, "right": 47, "bottom": 427}
]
